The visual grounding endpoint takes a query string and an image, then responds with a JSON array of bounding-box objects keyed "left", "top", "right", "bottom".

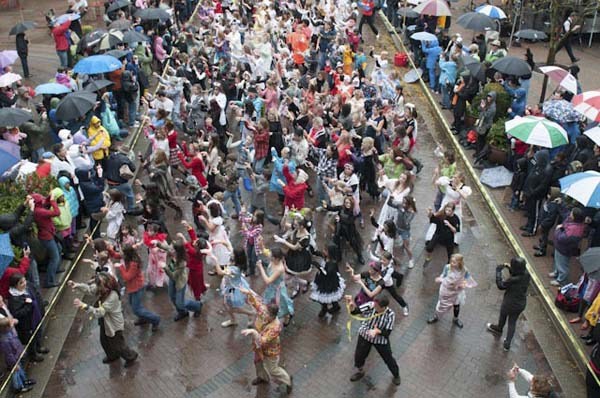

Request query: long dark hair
[
  {"left": 233, "top": 247, "right": 247, "bottom": 271},
  {"left": 172, "top": 240, "right": 188, "bottom": 265},
  {"left": 122, "top": 244, "right": 142, "bottom": 265},
  {"left": 96, "top": 272, "right": 121, "bottom": 300}
]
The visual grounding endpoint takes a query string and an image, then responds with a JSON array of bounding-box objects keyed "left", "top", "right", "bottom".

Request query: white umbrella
[
  {"left": 0, "top": 72, "right": 22, "bottom": 87},
  {"left": 584, "top": 126, "right": 600, "bottom": 146},
  {"left": 410, "top": 31, "right": 438, "bottom": 41},
  {"left": 505, "top": 116, "right": 569, "bottom": 148},
  {"left": 413, "top": 0, "right": 452, "bottom": 16},
  {"left": 539, "top": 66, "right": 578, "bottom": 94},
  {"left": 475, "top": 5, "right": 507, "bottom": 19}
]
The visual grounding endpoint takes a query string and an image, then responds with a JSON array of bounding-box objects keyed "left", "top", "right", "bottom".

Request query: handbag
[{"left": 119, "top": 164, "right": 134, "bottom": 180}]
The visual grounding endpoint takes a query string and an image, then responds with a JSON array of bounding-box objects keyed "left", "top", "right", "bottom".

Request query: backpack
[{"left": 554, "top": 283, "right": 580, "bottom": 312}]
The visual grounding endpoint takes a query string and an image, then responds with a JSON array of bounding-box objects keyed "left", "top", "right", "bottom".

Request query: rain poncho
[{"left": 87, "top": 116, "right": 111, "bottom": 161}]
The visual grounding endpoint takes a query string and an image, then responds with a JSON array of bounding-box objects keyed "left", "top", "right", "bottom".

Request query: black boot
[
  {"left": 329, "top": 302, "right": 341, "bottom": 314},
  {"left": 318, "top": 304, "right": 328, "bottom": 319}
]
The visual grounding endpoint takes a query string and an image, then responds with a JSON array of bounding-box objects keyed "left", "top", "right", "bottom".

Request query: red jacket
[
  {"left": 52, "top": 21, "right": 71, "bottom": 51},
  {"left": 179, "top": 144, "right": 208, "bottom": 187},
  {"left": 359, "top": 0, "right": 375, "bottom": 16},
  {"left": 31, "top": 194, "right": 60, "bottom": 241},
  {"left": 282, "top": 165, "right": 307, "bottom": 210},
  {"left": 0, "top": 257, "right": 30, "bottom": 299},
  {"left": 254, "top": 129, "right": 270, "bottom": 161},
  {"left": 118, "top": 261, "right": 145, "bottom": 293}
]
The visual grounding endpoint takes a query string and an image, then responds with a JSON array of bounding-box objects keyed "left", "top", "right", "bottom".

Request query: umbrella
[
  {"left": 572, "top": 91, "right": 600, "bottom": 122},
  {"left": 0, "top": 233, "right": 14, "bottom": 274},
  {"left": 9, "top": 21, "right": 36, "bottom": 36},
  {"left": 0, "top": 51, "right": 18, "bottom": 69},
  {"left": 54, "top": 13, "right": 81, "bottom": 25},
  {"left": 480, "top": 166, "right": 513, "bottom": 188},
  {"left": 84, "top": 79, "right": 114, "bottom": 92},
  {"left": 462, "top": 56, "right": 486, "bottom": 81},
  {"left": 105, "top": 49, "right": 129, "bottom": 59},
  {"left": 539, "top": 66, "right": 578, "bottom": 94},
  {"left": 0, "top": 148, "right": 19, "bottom": 176},
  {"left": 559, "top": 171, "right": 600, "bottom": 208},
  {"left": 0, "top": 140, "right": 20, "bottom": 159},
  {"left": 491, "top": 56, "right": 531, "bottom": 77},
  {"left": 106, "top": 0, "right": 131, "bottom": 13},
  {"left": 505, "top": 116, "right": 569, "bottom": 148},
  {"left": 98, "top": 30, "right": 124, "bottom": 50},
  {"left": 413, "top": 0, "right": 452, "bottom": 17},
  {"left": 584, "top": 126, "right": 600, "bottom": 146},
  {"left": 398, "top": 7, "right": 419, "bottom": 18},
  {"left": 134, "top": 8, "right": 171, "bottom": 21},
  {"left": 579, "top": 247, "right": 600, "bottom": 277},
  {"left": 475, "top": 5, "right": 507, "bottom": 19},
  {"left": 0, "top": 72, "right": 21, "bottom": 87},
  {"left": 123, "top": 29, "right": 149, "bottom": 45},
  {"left": 78, "top": 29, "right": 107, "bottom": 50},
  {"left": 404, "top": 68, "right": 423, "bottom": 83},
  {"left": 55, "top": 92, "right": 97, "bottom": 121},
  {"left": 410, "top": 31, "right": 438, "bottom": 42},
  {"left": 0, "top": 108, "right": 32, "bottom": 127},
  {"left": 34, "top": 82, "right": 72, "bottom": 96},
  {"left": 456, "top": 12, "right": 496, "bottom": 31},
  {"left": 514, "top": 29, "right": 547, "bottom": 40},
  {"left": 73, "top": 55, "right": 122, "bottom": 74},
  {"left": 542, "top": 98, "right": 580, "bottom": 123}
]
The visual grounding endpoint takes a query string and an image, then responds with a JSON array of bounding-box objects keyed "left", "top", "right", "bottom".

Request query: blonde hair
[
  {"left": 361, "top": 137, "right": 374, "bottom": 152},
  {"left": 450, "top": 253, "right": 464, "bottom": 271}
]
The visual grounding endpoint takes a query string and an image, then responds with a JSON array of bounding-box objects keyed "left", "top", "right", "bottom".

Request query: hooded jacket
[
  {"left": 31, "top": 193, "right": 60, "bottom": 241},
  {"left": 496, "top": 258, "right": 530, "bottom": 312},
  {"left": 50, "top": 187, "right": 72, "bottom": 232},
  {"left": 554, "top": 220, "right": 586, "bottom": 257},
  {"left": 58, "top": 176, "right": 79, "bottom": 218},
  {"left": 75, "top": 169, "right": 105, "bottom": 214},
  {"left": 88, "top": 116, "right": 111, "bottom": 161},
  {"left": 478, "top": 91, "right": 497, "bottom": 134},
  {"left": 422, "top": 40, "right": 442, "bottom": 69},
  {"left": 523, "top": 150, "right": 552, "bottom": 200}
]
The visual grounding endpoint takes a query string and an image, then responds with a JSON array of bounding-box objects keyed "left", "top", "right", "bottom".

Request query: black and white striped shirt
[{"left": 357, "top": 302, "right": 396, "bottom": 345}]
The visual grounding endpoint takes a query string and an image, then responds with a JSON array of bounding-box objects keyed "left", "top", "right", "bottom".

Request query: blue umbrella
[
  {"left": 35, "top": 82, "right": 72, "bottom": 96},
  {"left": 0, "top": 148, "right": 19, "bottom": 175},
  {"left": 0, "top": 234, "right": 14, "bottom": 276},
  {"left": 54, "top": 13, "right": 81, "bottom": 25},
  {"left": 475, "top": 5, "right": 507, "bottom": 19},
  {"left": 559, "top": 171, "right": 600, "bottom": 208},
  {"left": 73, "top": 55, "right": 122, "bottom": 74}
]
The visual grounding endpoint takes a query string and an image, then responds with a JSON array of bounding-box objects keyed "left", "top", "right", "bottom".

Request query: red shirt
[
  {"left": 282, "top": 165, "right": 307, "bottom": 210},
  {"left": 33, "top": 198, "right": 60, "bottom": 241},
  {"left": 36, "top": 162, "right": 51, "bottom": 178},
  {"left": 254, "top": 129, "right": 270, "bottom": 161},
  {"left": 0, "top": 257, "right": 30, "bottom": 299},
  {"left": 167, "top": 129, "right": 178, "bottom": 149},
  {"left": 118, "top": 261, "right": 145, "bottom": 293}
]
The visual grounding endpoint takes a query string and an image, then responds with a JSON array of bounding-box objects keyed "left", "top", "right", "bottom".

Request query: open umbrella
[
  {"left": 491, "top": 56, "right": 531, "bottom": 77},
  {"left": 579, "top": 247, "right": 600, "bottom": 278},
  {"left": 475, "top": 4, "right": 507, "bottom": 19},
  {"left": 584, "top": 126, "right": 600, "bottom": 146},
  {"left": 505, "top": 116, "right": 569, "bottom": 148},
  {"left": 76, "top": 29, "right": 107, "bottom": 54},
  {"left": 0, "top": 233, "right": 14, "bottom": 274},
  {"left": 98, "top": 30, "right": 124, "bottom": 50},
  {"left": 134, "top": 8, "right": 171, "bottom": 21},
  {"left": 55, "top": 92, "right": 97, "bottom": 121},
  {"left": 572, "top": 91, "right": 600, "bottom": 122},
  {"left": 398, "top": 7, "right": 419, "bottom": 18},
  {"left": 456, "top": 12, "right": 496, "bottom": 31},
  {"left": 9, "top": 21, "right": 36, "bottom": 36},
  {"left": 480, "top": 166, "right": 513, "bottom": 188},
  {"left": 0, "top": 72, "right": 22, "bottom": 88},
  {"left": 73, "top": 55, "right": 122, "bottom": 74},
  {"left": 0, "top": 140, "right": 21, "bottom": 159},
  {"left": 559, "top": 171, "right": 600, "bottom": 208},
  {"left": 34, "top": 82, "right": 72, "bottom": 96},
  {"left": 462, "top": 56, "right": 486, "bottom": 81},
  {"left": 105, "top": 49, "right": 129, "bottom": 59},
  {"left": 542, "top": 98, "right": 580, "bottom": 123},
  {"left": 0, "top": 51, "right": 18, "bottom": 69},
  {"left": 514, "top": 29, "right": 547, "bottom": 40},
  {"left": 0, "top": 108, "right": 31, "bottom": 127},
  {"left": 123, "top": 29, "right": 149, "bottom": 45},
  {"left": 84, "top": 79, "right": 114, "bottom": 92},
  {"left": 539, "top": 66, "right": 578, "bottom": 94},
  {"left": 413, "top": 0, "right": 452, "bottom": 16},
  {"left": 410, "top": 31, "right": 438, "bottom": 42},
  {"left": 106, "top": 0, "right": 131, "bottom": 13},
  {"left": 0, "top": 148, "right": 19, "bottom": 176},
  {"left": 54, "top": 13, "right": 81, "bottom": 25}
]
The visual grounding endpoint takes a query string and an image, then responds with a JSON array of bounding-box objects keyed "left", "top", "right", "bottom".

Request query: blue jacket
[
  {"left": 58, "top": 176, "right": 79, "bottom": 218},
  {"left": 422, "top": 40, "right": 442, "bottom": 69},
  {"left": 75, "top": 168, "right": 105, "bottom": 214},
  {"left": 269, "top": 148, "right": 296, "bottom": 195},
  {"left": 438, "top": 60, "right": 457, "bottom": 86},
  {"left": 503, "top": 83, "right": 527, "bottom": 117}
]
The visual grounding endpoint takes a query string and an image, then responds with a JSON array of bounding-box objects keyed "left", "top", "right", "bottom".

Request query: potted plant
[
  {"left": 468, "top": 82, "right": 512, "bottom": 124},
  {"left": 486, "top": 118, "right": 510, "bottom": 165}
]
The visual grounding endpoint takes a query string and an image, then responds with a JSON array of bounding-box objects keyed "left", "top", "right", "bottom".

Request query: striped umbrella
[
  {"left": 539, "top": 66, "right": 578, "bottom": 94},
  {"left": 505, "top": 116, "right": 569, "bottom": 148},
  {"left": 584, "top": 126, "right": 600, "bottom": 146},
  {"left": 572, "top": 90, "right": 600, "bottom": 122},
  {"left": 559, "top": 171, "right": 600, "bottom": 208},
  {"left": 413, "top": 0, "right": 452, "bottom": 16},
  {"left": 475, "top": 4, "right": 507, "bottom": 19}
]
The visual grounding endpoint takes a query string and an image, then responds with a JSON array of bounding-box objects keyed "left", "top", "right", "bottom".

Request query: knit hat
[{"left": 42, "top": 151, "right": 54, "bottom": 159}]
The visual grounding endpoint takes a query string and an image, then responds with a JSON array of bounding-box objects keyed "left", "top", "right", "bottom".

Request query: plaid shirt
[
  {"left": 253, "top": 129, "right": 270, "bottom": 160},
  {"left": 248, "top": 292, "right": 282, "bottom": 359},
  {"left": 312, "top": 147, "right": 337, "bottom": 180},
  {"left": 239, "top": 211, "right": 263, "bottom": 253}
]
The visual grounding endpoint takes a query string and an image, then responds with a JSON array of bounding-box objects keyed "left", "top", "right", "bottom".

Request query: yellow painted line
[{"left": 377, "top": 10, "right": 596, "bottom": 384}]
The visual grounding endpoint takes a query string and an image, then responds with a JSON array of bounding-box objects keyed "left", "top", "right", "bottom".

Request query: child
[
  {"left": 143, "top": 223, "right": 168, "bottom": 288},
  {"left": 0, "top": 317, "right": 34, "bottom": 393},
  {"left": 388, "top": 195, "right": 417, "bottom": 268},
  {"left": 104, "top": 189, "right": 126, "bottom": 242},
  {"left": 311, "top": 243, "right": 346, "bottom": 318},
  {"left": 424, "top": 203, "right": 460, "bottom": 265},
  {"left": 369, "top": 209, "right": 396, "bottom": 256},
  {"left": 83, "top": 252, "right": 115, "bottom": 277},
  {"left": 58, "top": 176, "right": 79, "bottom": 247},
  {"left": 239, "top": 207, "right": 264, "bottom": 276},
  {"left": 509, "top": 157, "right": 528, "bottom": 211},
  {"left": 117, "top": 224, "right": 138, "bottom": 250},
  {"left": 50, "top": 187, "right": 73, "bottom": 255}
]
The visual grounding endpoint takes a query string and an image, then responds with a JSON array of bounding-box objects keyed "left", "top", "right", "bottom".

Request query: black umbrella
[
  {"left": 56, "top": 92, "right": 97, "bottom": 121},
  {"left": 9, "top": 21, "right": 36, "bottom": 36},
  {"left": 106, "top": 0, "right": 131, "bottom": 14},
  {"left": 77, "top": 29, "right": 107, "bottom": 53},
  {"left": 84, "top": 79, "right": 114, "bottom": 92},
  {"left": 105, "top": 49, "right": 129, "bottom": 59},
  {"left": 514, "top": 29, "right": 548, "bottom": 40},
  {"left": 464, "top": 61, "right": 486, "bottom": 82},
  {"left": 123, "top": 30, "right": 149, "bottom": 45},
  {"left": 397, "top": 7, "right": 419, "bottom": 18},
  {"left": 135, "top": 8, "right": 171, "bottom": 21},
  {"left": 98, "top": 30, "right": 125, "bottom": 50},
  {"left": 0, "top": 108, "right": 32, "bottom": 127},
  {"left": 491, "top": 56, "right": 532, "bottom": 77},
  {"left": 457, "top": 12, "right": 496, "bottom": 31}
]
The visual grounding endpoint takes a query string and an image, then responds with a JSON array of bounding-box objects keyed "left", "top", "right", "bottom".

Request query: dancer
[
  {"left": 274, "top": 217, "right": 313, "bottom": 299},
  {"left": 258, "top": 248, "right": 294, "bottom": 326},
  {"left": 311, "top": 243, "right": 346, "bottom": 318}
]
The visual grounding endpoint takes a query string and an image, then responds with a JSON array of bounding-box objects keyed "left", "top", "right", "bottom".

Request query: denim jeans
[
  {"left": 126, "top": 98, "right": 137, "bottom": 127},
  {"left": 223, "top": 189, "right": 241, "bottom": 215},
  {"left": 316, "top": 176, "right": 329, "bottom": 207},
  {"left": 128, "top": 289, "right": 160, "bottom": 325},
  {"left": 254, "top": 157, "right": 266, "bottom": 175},
  {"left": 26, "top": 258, "right": 40, "bottom": 289},
  {"left": 113, "top": 182, "right": 135, "bottom": 211},
  {"left": 167, "top": 280, "right": 202, "bottom": 314},
  {"left": 56, "top": 50, "right": 68, "bottom": 68},
  {"left": 553, "top": 249, "right": 571, "bottom": 286},
  {"left": 11, "top": 363, "right": 27, "bottom": 390},
  {"left": 40, "top": 238, "right": 60, "bottom": 286},
  {"left": 440, "top": 83, "right": 451, "bottom": 108}
]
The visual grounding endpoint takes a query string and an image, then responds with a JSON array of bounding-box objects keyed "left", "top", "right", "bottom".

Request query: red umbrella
[
  {"left": 572, "top": 90, "right": 600, "bottom": 122},
  {"left": 413, "top": 0, "right": 452, "bottom": 16}
]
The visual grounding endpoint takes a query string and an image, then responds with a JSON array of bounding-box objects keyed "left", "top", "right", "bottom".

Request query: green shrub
[
  {"left": 487, "top": 118, "right": 509, "bottom": 151},
  {"left": 469, "top": 82, "right": 511, "bottom": 122}
]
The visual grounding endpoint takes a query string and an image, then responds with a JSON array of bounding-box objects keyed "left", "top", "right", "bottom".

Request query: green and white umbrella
[{"left": 504, "top": 116, "right": 569, "bottom": 148}]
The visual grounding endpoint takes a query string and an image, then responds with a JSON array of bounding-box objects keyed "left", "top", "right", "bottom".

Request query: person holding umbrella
[
  {"left": 51, "top": 19, "right": 71, "bottom": 68},
  {"left": 15, "top": 33, "right": 30, "bottom": 79}
]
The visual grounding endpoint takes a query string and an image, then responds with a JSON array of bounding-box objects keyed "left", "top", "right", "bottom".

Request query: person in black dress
[
  {"left": 333, "top": 196, "right": 364, "bottom": 265},
  {"left": 311, "top": 243, "right": 346, "bottom": 318},
  {"left": 424, "top": 202, "right": 460, "bottom": 265},
  {"left": 274, "top": 218, "right": 313, "bottom": 298}
]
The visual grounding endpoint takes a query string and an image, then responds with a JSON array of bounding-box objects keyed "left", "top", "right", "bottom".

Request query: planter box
[
  {"left": 465, "top": 114, "right": 477, "bottom": 128},
  {"left": 488, "top": 145, "right": 508, "bottom": 165}
]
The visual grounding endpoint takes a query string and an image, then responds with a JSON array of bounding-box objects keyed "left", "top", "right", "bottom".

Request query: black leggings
[
  {"left": 426, "top": 234, "right": 455, "bottom": 262},
  {"left": 358, "top": 14, "right": 379, "bottom": 37},
  {"left": 354, "top": 335, "right": 399, "bottom": 377},
  {"left": 497, "top": 307, "right": 524, "bottom": 345},
  {"left": 453, "top": 305, "right": 460, "bottom": 318},
  {"left": 385, "top": 286, "right": 407, "bottom": 308}
]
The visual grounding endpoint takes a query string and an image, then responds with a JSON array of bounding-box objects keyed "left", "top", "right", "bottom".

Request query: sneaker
[
  {"left": 251, "top": 377, "right": 268, "bottom": 385},
  {"left": 426, "top": 315, "right": 438, "bottom": 324},
  {"left": 548, "top": 271, "right": 557, "bottom": 278},
  {"left": 350, "top": 371, "right": 365, "bottom": 382},
  {"left": 486, "top": 323, "right": 502, "bottom": 336},
  {"left": 151, "top": 321, "right": 160, "bottom": 331},
  {"left": 318, "top": 307, "right": 328, "bottom": 319},
  {"left": 550, "top": 280, "right": 560, "bottom": 287},
  {"left": 453, "top": 318, "right": 464, "bottom": 328},
  {"left": 124, "top": 352, "right": 139, "bottom": 368},
  {"left": 503, "top": 340, "right": 511, "bottom": 351},
  {"left": 174, "top": 312, "right": 189, "bottom": 322},
  {"left": 402, "top": 306, "right": 409, "bottom": 317},
  {"left": 534, "top": 250, "right": 546, "bottom": 257},
  {"left": 16, "top": 386, "right": 33, "bottom": 393},
  {"left": 221, "top": 319, "right": 238, "bottom": 328},
  {"left": 392, "top": 376, "right": 401, "bottom": 385},
  {"left": 376, "top": 34, "right": 380, "bottom": 39},
  {"left": 24, "top": 379, "right": 36, "bottom": 386},
  {"left": 408, "top": 259, "right": 415, "bottom": 269}
]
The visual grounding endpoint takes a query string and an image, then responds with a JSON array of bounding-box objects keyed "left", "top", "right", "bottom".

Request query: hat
[
  {"left": 58, "top": 129, "right": 72, "bottom": 141},
  {"left": 491, "top": 39, "right": 501, "bottom": 46},
  {"left": 42, "top": 151, "right": 54, "bottom": 159},
  {"left": 369, "top": 261, "right": 382, "bottom": 273},
  {"left": 118, "top": 144, "right": 131, "bottom": 155},
  {"left": 336, "top": 62, "right": 343, "bottom": 69}
]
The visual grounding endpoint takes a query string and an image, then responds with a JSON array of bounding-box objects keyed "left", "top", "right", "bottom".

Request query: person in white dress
[
  {"left": 374, "top": 170, "right": 412, "bottom": 240},
  {"left": 426, "top": 172, "right": 472, "bottom": 244}
]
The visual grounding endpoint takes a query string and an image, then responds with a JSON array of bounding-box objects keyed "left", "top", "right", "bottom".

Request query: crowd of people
[{"left": 0, "top": 0, "right": 598, "bottom": 396}]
